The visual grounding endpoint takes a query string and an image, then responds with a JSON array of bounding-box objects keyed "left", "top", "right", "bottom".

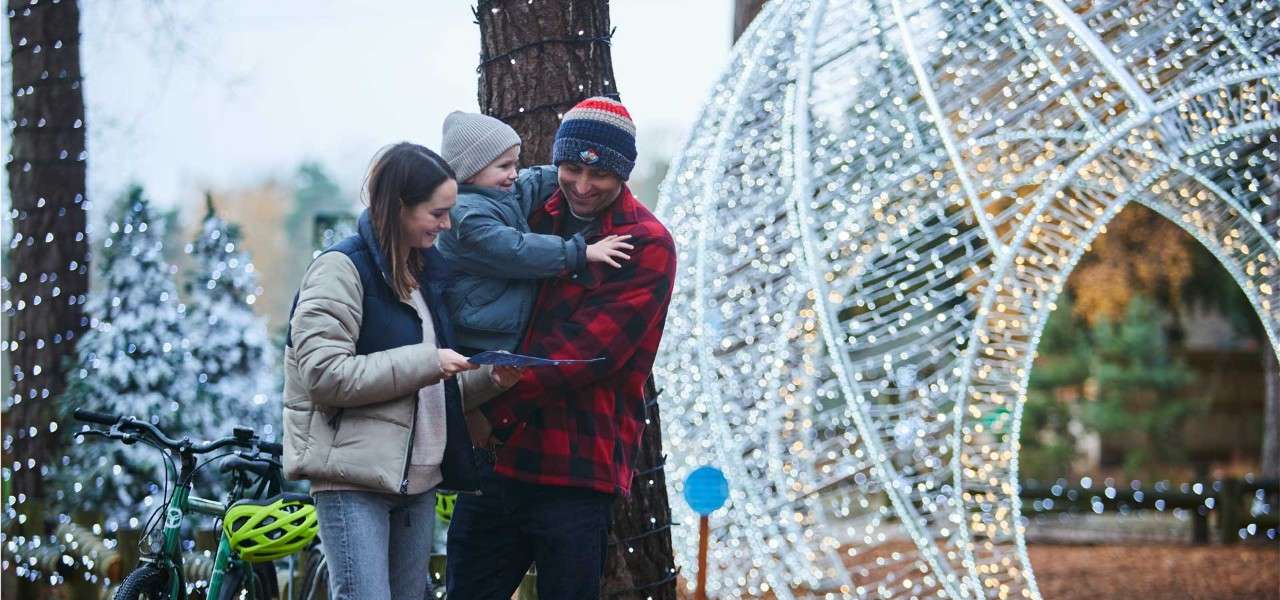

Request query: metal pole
[{"left": 696, "top": 515, "right": 709, "bottom": 600}]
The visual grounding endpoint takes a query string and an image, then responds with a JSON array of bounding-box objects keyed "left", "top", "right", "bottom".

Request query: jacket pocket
[
  {"left": 453, "top": 278, "right": 523, "bottom": 334},
  {"left": 463, "top": 278, "right": 509, "bottom": 307},
  {"left": 330, "top": 401, "right": 412, "bottom": 450}
]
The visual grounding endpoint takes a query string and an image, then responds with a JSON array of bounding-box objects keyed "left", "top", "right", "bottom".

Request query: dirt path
[{"left": 1028, "top": 544, "right": 1280, "bottom": 600}]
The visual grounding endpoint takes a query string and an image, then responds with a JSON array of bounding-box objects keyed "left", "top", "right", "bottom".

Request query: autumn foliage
[{"left": 1068, "top": 205, "right": 1195, "bottom": 326}]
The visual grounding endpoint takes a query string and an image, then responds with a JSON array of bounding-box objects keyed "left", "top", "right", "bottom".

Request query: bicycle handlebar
[
  {"left": 72, "top": 408, "right": 118, "bottom": 426},
  {"left": 72, "top": 408, "right": 283, "bottom": 456}
]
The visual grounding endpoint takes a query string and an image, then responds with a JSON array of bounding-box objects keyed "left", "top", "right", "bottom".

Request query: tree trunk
[
  {"left": 476, "top": 2, "right": 677, "bottom": 598},
  {"left": 733, "top": 0, "right": 768, "bottom": 43},
  {"left": 600, "top": 379, "right": 677, "bottom": 598},
  {"left": 476, "top": 0, "right": 618, "bottom": 168},
  {"left": 1263, "top": 346, "right": 1279, "bottom": 480},
  {"left": 4, "top": 0, "right": 90, "bottom": 590}
]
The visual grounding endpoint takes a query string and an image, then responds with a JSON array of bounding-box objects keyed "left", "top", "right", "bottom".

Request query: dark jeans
[{"left": 446, "top": 455, "right": 614, "bottom": 599}]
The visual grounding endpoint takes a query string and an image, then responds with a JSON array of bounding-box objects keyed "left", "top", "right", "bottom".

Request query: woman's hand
[
  {"left": 491, "top": 365, "right": 526, "bottom": 388},
  {"left": 438, "top": 349, "right": 478, "bottom": 378}
]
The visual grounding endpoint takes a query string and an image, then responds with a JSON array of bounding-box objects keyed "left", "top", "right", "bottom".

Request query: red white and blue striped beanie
[{"left": 552, "top": 97, "right": 637, "bottom": 180}]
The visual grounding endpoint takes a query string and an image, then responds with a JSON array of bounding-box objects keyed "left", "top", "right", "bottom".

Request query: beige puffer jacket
[{"left": 282, "top": 252, "right": 502, "bottom": 494}]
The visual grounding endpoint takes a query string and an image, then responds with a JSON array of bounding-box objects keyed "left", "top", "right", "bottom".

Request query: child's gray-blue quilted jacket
[{"left": 435, "top": 166, "right": 586, "bottom": 353}]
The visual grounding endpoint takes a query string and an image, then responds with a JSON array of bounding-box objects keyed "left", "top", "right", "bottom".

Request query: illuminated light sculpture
[{"left": 654, "top": 0, "right": 1278, "bottom": 597}]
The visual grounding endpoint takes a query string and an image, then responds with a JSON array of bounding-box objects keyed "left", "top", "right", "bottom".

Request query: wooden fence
[{"left": 1019, "top": 477, "right": 1279, "bottom": 544}]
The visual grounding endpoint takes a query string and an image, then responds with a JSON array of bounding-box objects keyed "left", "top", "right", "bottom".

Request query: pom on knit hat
[
  {"left": 441, "top": 111, "right": 522, "bottom": 184},
  {"left": 551, "top": 97, "right": 637, "bottom": 180}
]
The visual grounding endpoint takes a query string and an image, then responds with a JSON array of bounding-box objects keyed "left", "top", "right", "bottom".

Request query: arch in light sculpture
[{"left": 653, "top": 0, "right": 1279, "bottom": 598}]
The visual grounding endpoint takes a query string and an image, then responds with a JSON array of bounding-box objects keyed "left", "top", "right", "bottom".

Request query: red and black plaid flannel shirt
[{"left": 480, "top": 185, "right": 676, "bottom": 495}]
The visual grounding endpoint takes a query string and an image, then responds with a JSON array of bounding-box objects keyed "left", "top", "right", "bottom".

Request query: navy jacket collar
[
  {"left": 357, "top": 208, "right": 452, "bottom": 280},
  {"left": 356, "top": 209, "right": 456, "bottom": 347},
  {"left": 356, "top": 210, "right": 397, "bottom": 285}
]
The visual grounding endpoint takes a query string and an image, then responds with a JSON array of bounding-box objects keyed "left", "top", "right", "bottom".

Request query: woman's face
[{"left": 400, "top": 179, "right": 457, "bottom": 248}]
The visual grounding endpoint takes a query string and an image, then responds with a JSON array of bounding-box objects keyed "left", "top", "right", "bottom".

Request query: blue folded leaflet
[{"left": 468, "top": 351, "right": 606, "bottom": 368}]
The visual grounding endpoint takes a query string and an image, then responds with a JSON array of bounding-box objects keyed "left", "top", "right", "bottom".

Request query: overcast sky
[{"left": 5, "top": 0, "right": 734, "bottom": 210}]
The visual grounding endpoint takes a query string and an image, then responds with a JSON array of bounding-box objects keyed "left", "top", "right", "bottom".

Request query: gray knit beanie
[{"left": 441, "top": 111, "right": 522, "bottom": 183}]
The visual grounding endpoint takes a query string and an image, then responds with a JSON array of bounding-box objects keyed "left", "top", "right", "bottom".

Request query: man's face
[{"left": 558, "top": 162, "right": 624, "bottom": 218}]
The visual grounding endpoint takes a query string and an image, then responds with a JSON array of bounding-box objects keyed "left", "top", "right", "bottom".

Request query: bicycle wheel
[
  {"left": 296, "top": 541, "right": 328, "bottom": 600},
  {"left": 217, "top": 561, "right": 278, "bottom": 600},
  {"left": 115, "top": 564, "right": 171, "bottom": 599}
]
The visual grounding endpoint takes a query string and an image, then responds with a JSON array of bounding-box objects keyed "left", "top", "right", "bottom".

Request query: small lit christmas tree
[
  {"left": 59, "top": 186, "right": 195, "bottom": 525},
  {"left": 183, "top": 194, "right": 279, "bottom": 442}
]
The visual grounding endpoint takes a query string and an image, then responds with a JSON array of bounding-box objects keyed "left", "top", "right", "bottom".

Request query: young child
[{"left": 435, "top": 111, "right": 632, "bottom": 360}]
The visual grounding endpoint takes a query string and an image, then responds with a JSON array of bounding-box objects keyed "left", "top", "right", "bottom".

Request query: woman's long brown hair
[{"left": 364, "top": 143, "right": 455, "bottom": 300}]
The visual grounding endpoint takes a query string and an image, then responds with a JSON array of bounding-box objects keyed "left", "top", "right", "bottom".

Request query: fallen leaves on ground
[{"left": 1029, "top": 543, "right": 1280, "bottom": 600}]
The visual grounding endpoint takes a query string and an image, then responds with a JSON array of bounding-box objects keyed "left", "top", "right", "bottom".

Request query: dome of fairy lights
[{"left": 653, "top": 0, "right": 1278, "bottom": 598}]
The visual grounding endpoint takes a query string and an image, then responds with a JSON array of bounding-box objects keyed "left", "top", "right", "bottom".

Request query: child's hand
[
  {"left": 586, "top": 234, "right": 634, "bottom": 268},
  {"left": 491, "top": 365, "right": 525, "bottom": 388},
  {"left": 438, "top": 349, "right": 478, "bottom": 377}
]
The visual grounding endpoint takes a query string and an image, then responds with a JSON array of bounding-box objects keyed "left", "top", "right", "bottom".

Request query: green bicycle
[{"left": 73, "top": 408, "right": 319, "bottom": 599}]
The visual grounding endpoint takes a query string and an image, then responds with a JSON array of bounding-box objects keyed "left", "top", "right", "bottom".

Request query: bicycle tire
[
  {"left": 217, "top": 561, "right": 279, "bottom": 600},
  {"left": 115, "top": 564, "right": 171, "bottom": 600},
  {"left": 296, "top": 542, "right": 328, "bottom": 600}
]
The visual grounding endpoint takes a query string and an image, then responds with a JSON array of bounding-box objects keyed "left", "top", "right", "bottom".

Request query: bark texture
[
  {"left": 476, "top": 0, "right": 619, "bottom": 168},
  {"left": 4, "top": 2, "right": 89, "bottom": 596},
  {"left": 5, "top": 0, "right": 90, "bottom": 523}
]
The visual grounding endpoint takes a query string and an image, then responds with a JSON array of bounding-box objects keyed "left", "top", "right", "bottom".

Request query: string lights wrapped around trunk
[{"left": 654, "top": 0, "right": 1278, "bottom": 598}]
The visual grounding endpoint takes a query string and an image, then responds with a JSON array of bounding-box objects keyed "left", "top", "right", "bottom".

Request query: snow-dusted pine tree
[
  {"left": 183, "top": 195, "right": 279, "bottom": 443},
  {"left": 59, "top": 186, "right": 195, "bottom": 525}
]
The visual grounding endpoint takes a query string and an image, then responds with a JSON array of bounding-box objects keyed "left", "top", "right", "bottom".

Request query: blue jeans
[
  {"left": 313, "top": 489, "right": 436, "bottom": 600},
  {"left": 446, "top": 458, "right": 614, "bottom": 599}
]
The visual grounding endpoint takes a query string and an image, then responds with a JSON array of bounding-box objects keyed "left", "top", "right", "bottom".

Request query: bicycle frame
[
  {"left": 73, "top": 411, "right": 287, "bottom": 599},
  {"left": 147, "top": 446, "right": 263, "bottom": 599}
]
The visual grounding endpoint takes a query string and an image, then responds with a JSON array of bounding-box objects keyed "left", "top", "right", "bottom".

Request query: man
[{"left": 444, "top": 97, "right": 677, "bottom": 599}]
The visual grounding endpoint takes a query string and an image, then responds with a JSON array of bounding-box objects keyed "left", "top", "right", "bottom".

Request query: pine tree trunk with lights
[
  {"left": 476, "top": 1, "right": 677, "bottom": 597},
  {"left": 4, "top": 0, "right": 90, "bottom": 540},
  {"left": 476, "top": 0, "right": 618, "bottom": 168}
]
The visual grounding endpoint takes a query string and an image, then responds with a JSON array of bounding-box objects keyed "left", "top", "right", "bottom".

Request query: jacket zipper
[
  {"left": 399, "top": 397, "right": 419, "bottom": 495},
  {"left": 398, "top": 290, "right": 423, "bottom": 495}
]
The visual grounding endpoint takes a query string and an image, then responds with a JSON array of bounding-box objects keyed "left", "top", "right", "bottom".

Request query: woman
[{"left": 281, "top": 142, "right": 521, "bottom": 600}]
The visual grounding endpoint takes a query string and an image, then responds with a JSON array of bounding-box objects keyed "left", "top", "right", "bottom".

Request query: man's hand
[
  {"left": 491, "top": 365, "right": 526, "bottom": 388},
  {"left": 465, "top": 409, "right": 494, "bottom": 448}
]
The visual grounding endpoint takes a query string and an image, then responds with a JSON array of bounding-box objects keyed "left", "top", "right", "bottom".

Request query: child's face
[{"left": 466, "top": 145, "right": 520, "bottom": 189}]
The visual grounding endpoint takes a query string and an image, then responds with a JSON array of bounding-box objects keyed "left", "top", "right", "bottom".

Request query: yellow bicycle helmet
[
  {"left": 435, "top": 492, "right": 457, "bottom": 523},
  {"left": 223, "top": 493, "right": 319, "bottom": 563}
]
